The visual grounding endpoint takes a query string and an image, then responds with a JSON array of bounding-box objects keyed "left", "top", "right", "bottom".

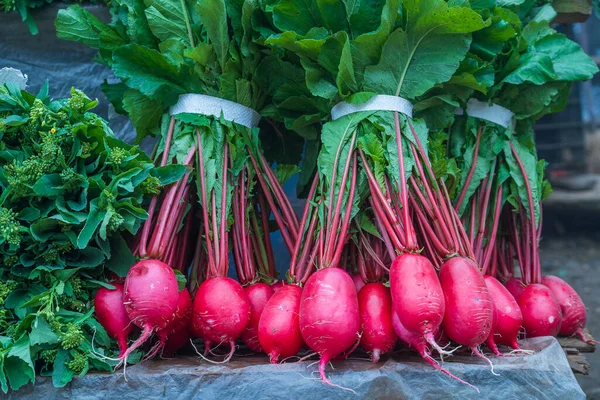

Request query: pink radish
[
  {"left": 120, "top": 259, "right": 179, "bottom": 365},
  {"left": 258, "top": 284, "right": 304, "bottom": 363},
  {"left": 440, "top": 257, "right": 493, "bottom": 360},
  {"left": 505, "top": 278, "right": 524, "bottom": 301},
  {"left": 542, "top": 275, "right": 594, "bottom": 342},
  {"left": 94, "top": 283, "right": 131, "bottom": 357},
  {"left": 241, "top": 283, "right": 274, "bottom": 352},
  {"left": 192, "top": 277, "right": 251, "bottom": 360},
  {"left": 358, "top": 283, "right": 396, "bottom": 362},
  {"left": 189, "top": 317, "right": 212, "bottom": 355},
  {"left": 390, "top": 253, "right": 447, "bottom": 354},
  {"left": 271, "top": 280, "right": 285, "bottom": 293},
  {"left": 484, "top": 275, "right": 523, "bottom": 350},
  {"left": 299, "top": 268, "right": 360, "bottom": 385},
  {"left": 145, "top": 288, "right": 192, "bottom": 360},
  {"left": 392, "top": 311, "right": 478, "bottom": 391},
  {"left": 485, "top": 299, "right": 501, "bottom": 356},
  {"left": 518, "top": 283, "right": 562, "bottom": 337},
  {"left": 352, "top": 274, "right": 366, "bottom": 293}
]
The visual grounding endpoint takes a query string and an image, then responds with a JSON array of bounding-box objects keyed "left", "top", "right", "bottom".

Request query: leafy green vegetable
[{"left": 0, "top": 82, "right": 173, "bottom": 392}]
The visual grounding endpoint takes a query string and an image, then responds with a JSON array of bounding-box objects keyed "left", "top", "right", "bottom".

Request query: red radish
[
  {"left": 358, "top": 283, "right": 396, "bottom": 362},
  {"left": 352, "top": 274, "right": 366, "bottom": 294},
  {"left": 163, "top": 327, "right": 190, "bottom": 356},
  {"left": 505, "top": 278, "right": 524, "bottom": 301},
  {"left": 440, "top": 257, "right": 493, "bottom": 359},
  {"left": 119, "top": 259, "right": 179, "bottom": 366},
  {"left": 390, "top": 253, "right": 447, "bottom": 354},
  {"left": 392, "top": 311, "right": 478, "bottom": 391},
  {"left": 271, "top": 280, "right": 285, "bottom": 293},
  {"left": 542, "top": 275, "right": 594, "bottom": 342},
  {"left": 189, "top": 317, "right": 212, "bottom": 355},
  {"left": 145, "top": 289, "right": 193, "bottom": 360},
  {"left": 94, "top": 283, "right": 131, "bottom": 357},
  {"left": 518, "top": 283, "right": 562, "bottom": 337},
  {"left": 192, "top": 277, "right": 251, "bottom": 360},
  {"left": 484, "top": 275, "right": 523, "bottom": 350},
  {"left": 241, "top": 283, "right": 274, "bottom": 352},
  {"left": 485, "top": 299, "right": 501, "bottom": 356},
  {"left": 258, "top": 284, "right": 304, "bottom": 363},
  {"left": 299, "top": 268, "right": 360, "bottom": 385}
]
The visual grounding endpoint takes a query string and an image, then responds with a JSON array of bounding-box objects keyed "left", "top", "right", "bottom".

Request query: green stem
[{"left": 181, "top": 0, "right": 195, "bottom": 47}]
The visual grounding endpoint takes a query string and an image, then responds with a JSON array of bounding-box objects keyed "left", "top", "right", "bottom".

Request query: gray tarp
[{"left": 9, "top": 337, "right": 584, "bottom": 400}]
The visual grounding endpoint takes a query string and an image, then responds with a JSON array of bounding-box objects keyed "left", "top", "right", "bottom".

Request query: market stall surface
[{"left": 9, "top": 337, "right": 582, "bottom": 400}]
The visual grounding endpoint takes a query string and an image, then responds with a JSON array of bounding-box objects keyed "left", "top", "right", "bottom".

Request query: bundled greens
[
  {"left": 56, "top": 0, "right": 303, "bottom": 365},
  {"left": 0, "top": 82, "right": 181, "bottom": 392},
  {"left": 448, "top": 4, "right": 598, "bottom": 278}
]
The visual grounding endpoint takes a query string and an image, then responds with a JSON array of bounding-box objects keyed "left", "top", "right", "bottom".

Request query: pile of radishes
[{"left": 91, "top": 114, "right": 594, "bottom": 392}]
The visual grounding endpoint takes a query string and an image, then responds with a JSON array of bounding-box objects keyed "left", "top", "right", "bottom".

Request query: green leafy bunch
[
  {"left": 0, "top": 271, "right": 141, "bottom": 393},
  {"left": 254, "top": 0, "right": 488, "bottom": 203},
  {"left": 0, "top": 82, "right": 182, "bottom": 277},
  {"left": 446, "top": 4, "right": 597, "bottom": 227},
  {"left": 0, "top": 82, "right": 181, "bottom": 392},
  {"left": 56, "top": 0, "right": 272, "bottom": 143}
]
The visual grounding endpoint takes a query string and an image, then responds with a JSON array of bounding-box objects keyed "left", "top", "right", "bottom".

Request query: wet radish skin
[
  {"left": 352, "top": 274, "right": 366, "bottom": 294},
  {"left": 505, "top": 278, "right": 524, "bottom": 301},
  {"left": 124, "top": 259, "right": 180, "bottom": 332},
  {"left": 440, "top": 257, "right": 493, "bottom": 347},
  {"left": 484, "top": 275, "right": 523, "bottom": 349},
  {"left": 518, "top": 283, "right": 562, "bottom": 337},
  {"left": 542, "top": 275, "right": 585, "bottom": 336},
  {"left": 390, "top": 253, "right": 445, "bottom": 337},
  {"left": 358, "top": 283, "right": 397, "bottom": 361},
  {"left": 299, "top": 268, "right": 360, "bottom": 363},
  {"left": 258, "top": 284, "right": 304, "bottom": 363},
  {"left": 241, "top": 283, "right": 274, "bottom": 352},
  {"left": 94, "top": 283, "right": 131, "bottom": 357},
  {"left": 192, "top": 277, "right": 251, "bottom": 343}
]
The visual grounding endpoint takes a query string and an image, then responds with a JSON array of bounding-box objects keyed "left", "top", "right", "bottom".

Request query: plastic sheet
[
  {"left": 0, "top": 4, "right": 137, "bottom": 149},
  {"left": 9, "top": 337, "right": 584, "bottom": 399}
]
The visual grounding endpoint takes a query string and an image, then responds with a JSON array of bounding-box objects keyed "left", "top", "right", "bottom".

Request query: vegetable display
[{"left": 0, "top": 0, "right": 597, "bottom": 394}]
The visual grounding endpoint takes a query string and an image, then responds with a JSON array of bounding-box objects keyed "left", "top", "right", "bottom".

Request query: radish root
[{"left": 471, "top": 346, "right": 499, "bottom": 376}]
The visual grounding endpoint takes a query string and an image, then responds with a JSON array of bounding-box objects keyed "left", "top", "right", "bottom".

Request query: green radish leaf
[
  {"left": 145, "top": 0, "right": 191, "bottom": 43},
  {"left": 55, "top": 6, "right": 125, "bottom": 50},
  {"left": 112, "top": 44, "right": 187, "bottom": 104},
  {"left": 52, "top": 350, "right": 75, "bottom": 388},
  {"left": 174, "top": 270, "right": 187, "bottom": 291},
  {"left": 274, "top": 164, "right": 301, "bottom": 185},
  {"left": 105, "top": 234, "right": 136, "bottom": 277},
  {"left": 5, "top": 336, "right": 35, "bottom": 391},
  {"left": 197, "top": 0, "right": 229, "bottom": 71},
  {"left": 364, "top": 0, "right": 486, "bottom": 99},
  {"left": 30, "top": 316, "right": 59, "bottom": 346},
  {"left": 272, "top": 0, "right": 323, "bottom": 35}
]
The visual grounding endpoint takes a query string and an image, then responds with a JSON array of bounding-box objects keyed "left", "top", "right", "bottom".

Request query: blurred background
[{"left": 1, "top": 2, "right": 599, "bottom": 397}]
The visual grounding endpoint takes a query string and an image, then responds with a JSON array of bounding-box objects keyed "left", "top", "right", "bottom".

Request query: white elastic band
[
  {"left": 170, "top": 94, "right": 261, "bottom": 128},
  {"left": 457, "top": 99, "right": 514, "bottom": 129},
  {"left": 331, "top": 95, "right": 413, "bottom": 120},
  {"left": 0, "top": 68, "right": 28, "bottom": 89}
]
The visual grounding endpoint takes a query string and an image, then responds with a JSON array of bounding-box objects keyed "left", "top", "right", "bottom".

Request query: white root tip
[{"left": 471, "top": 346, "right": 500, "bottom": 376}]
